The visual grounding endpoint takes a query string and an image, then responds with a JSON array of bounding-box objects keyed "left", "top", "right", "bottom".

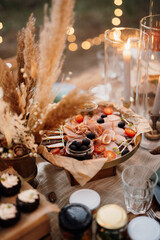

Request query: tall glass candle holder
[
  {"left": 104, "top": 28, "right": 139, "bottom": 108},
  {"left": 136, "top": 15, "right": 160, "bottom": 150}
]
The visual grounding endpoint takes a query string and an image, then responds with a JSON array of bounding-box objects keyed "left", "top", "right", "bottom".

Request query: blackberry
[
  {"left": 97, "top": 118, "right": 104, "bottom": 124},
  {"left": 86, "top": 132, "right": 96, "bottom": 140},
  {"left": 118, "top": 121, "right": 125, "bottom": 128}
]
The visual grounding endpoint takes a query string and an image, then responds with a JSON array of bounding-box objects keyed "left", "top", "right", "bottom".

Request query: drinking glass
[
  {"left": 121, "top": 165, "right": 158, "bottom": 215},
  {"left": 104, "top": 28, "right": 139, "bottom": 107},
  {"left": 136, "top": 15, "right": 160, "bottom": 150}
]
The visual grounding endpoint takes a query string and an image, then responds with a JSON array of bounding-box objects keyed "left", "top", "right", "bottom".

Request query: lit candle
[
  {"left": 152, "top": 77, "right": 160, "bottom": 116},
  {"left": 123, "top": 39, "right": 131, "bottom": 103}
]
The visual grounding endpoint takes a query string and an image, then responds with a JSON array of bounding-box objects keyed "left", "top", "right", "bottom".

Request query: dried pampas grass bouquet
[{"left": 0, "top": 0, "right": 92, "bottom": 159}]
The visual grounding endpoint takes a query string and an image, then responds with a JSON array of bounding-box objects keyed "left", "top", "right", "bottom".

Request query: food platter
[
  {"left": 41, "top": 134, "right": 141, "bottom": 169},
  {"left": 41, "top": 102, "right": 141, "bottom": 164},
  {"left": 102, "top": 134, "right": 141, "bottom": 169},
  {"left": 39, "top": 101, "right": 150, "bottom": 185}
]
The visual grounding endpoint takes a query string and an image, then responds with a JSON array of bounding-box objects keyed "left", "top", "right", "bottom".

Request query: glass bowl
[{"left": 66, "top": 138, "right": 94, "bottom": 160}]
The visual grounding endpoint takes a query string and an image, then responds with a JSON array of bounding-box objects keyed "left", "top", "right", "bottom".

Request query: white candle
[
  {"left": 123, "top": 39, "right": 131, "bottom": 103},
  {"left": 152, "top": 77, "right": 160, "bottom": 116}
]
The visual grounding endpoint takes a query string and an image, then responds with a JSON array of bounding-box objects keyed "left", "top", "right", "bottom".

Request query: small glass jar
[
  {"left": 66, "top": 138, "right": 94, "bottom": 160},
  {"left": 59, "top": 203, "right": 92, "bottom": 240},
  {"left": 96, "top": 204, "right": 128, "bottom": 240}
]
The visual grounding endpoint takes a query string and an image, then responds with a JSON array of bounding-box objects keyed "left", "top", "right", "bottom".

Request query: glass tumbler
[
  {"left": 136, "top": 15, "right": 160, "bottom": 150},
  {"left": 104, "top": 28, "right": 139, "bottom": 107},
  {"left": 121, "top": 165, "right": 158, "bottom": 215}
]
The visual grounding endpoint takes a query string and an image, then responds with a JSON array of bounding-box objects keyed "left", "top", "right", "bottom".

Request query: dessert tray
[
  {"left": 0, "top": 167, "right": 59, "bottom": 240},
  {"left": 38, "top": 101, "right": 151, "bottom": 186}
]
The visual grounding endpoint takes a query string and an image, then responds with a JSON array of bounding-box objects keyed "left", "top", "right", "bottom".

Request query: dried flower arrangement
[{"left": 0, "top": 0, "right": 92, "bottom": 159}]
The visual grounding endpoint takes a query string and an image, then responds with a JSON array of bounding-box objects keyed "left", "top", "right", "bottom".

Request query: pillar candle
[
  {"left": 123, "top": 39, "right": 131, "bottom": 103},
  {"left": 152, "top": 77, "right": 160, "bottom": 116}
]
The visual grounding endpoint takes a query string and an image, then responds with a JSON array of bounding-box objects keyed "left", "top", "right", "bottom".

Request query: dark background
[{"left": 0, "top": 0, "right": 149, "bottom": 76}]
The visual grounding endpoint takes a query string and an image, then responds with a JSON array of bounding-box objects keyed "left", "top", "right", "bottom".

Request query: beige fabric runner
[{"left": 37, "top": 147, "right": 160, "bottom": 239}]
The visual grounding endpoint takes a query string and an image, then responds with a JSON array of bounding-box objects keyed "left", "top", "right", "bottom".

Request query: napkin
[{"left": 150, "top": 168, "right": 160, "bottom": 186}]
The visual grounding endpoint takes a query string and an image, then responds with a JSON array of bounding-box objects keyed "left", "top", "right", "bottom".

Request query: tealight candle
[
  {"left": 152, "top": 77, "right": 160, "bottom": 116},
  {"left": 123, "top": 39, "right": 131, "bottom": 103}
]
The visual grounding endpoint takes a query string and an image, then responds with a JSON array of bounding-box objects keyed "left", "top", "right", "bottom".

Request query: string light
[
  {"left": 114, "top": 0, "right": 123, "bottom": 6},
  {"left": 67, "top": 27, "right": 74, "bottom": 35},
  {"left": 112, "top": 0, "right": 123, "bottom": 26},
  {"left": 86, "top": 38, "right": 94, "bottom": 46},
  {"left": 114, "top": 8, "right": 123, "bottom": 17},
  {"left": 0, "top": 22, "right": 3, "bottom": 30},
  {"left": 67, "top": 34, "right": 76, "bottom": 42},
  {"left": 68, "top": 43, "right": 78, "bottom": 51},
  {"left": 0, "top": 36, "right": 3, "bottom": 44},
  {"left": 81, "top": 41, "right": 91, "bottom": 50},
  {"left": 93, "top": 37, "right": 101, "bottom": 45},
  {"left": 67, "top": 0, "right": 124, "bottom": 51},
  {"left": 112, "top": 17, "right": 121, "bottom": 26}
]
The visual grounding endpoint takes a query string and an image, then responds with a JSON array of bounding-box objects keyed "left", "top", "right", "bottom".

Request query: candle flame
[
  {"left": 124, "top": 38, "right": 131, "bottom": 51},
  {"left": 113, "top": 30, "right": 121, "bottom": 41}
]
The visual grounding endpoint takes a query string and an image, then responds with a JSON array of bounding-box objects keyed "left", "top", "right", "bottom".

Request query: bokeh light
[
  {"left": 99, "top": 33, "right": 105, "bottom": 42},
  {"left": 81, "top": 41, "right": 91, "bottom": 50},
  {"left": 112, "top": 17, "right": 121, "bottom": 26},
  {"left": 0, "top": 36, "right": 3, "bottom": 43},
  {"left": 114, "top": 0, "right": 122, "bottom": 6},
  {"left": 93, "top": 37, "right": 101, "bottom": 45},
  {"left": 68, "top": 43, "right": 78, "bottom": 51},
  {"left": 86, "top": 38, "right": 94, "bottom": 46},
  {"left": 114, "top": 8, "right": 123, "bottom": 17},
  {"left": 0, "top": 22, "right": 3, "bottom": 30},
  {"left": 67, "top": 34, "right": 76, "bottom": 42},
  {"left": 67, "top": 27, "right": 74, "bottom": 35}
]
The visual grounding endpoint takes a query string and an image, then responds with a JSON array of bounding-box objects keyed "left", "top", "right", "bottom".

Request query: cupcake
[
  {"left": 0, "top": 203, "right": 20, "bottom": 227},
  {"left": 17, "top": 189, "right": 40, "bottom": 213},
  {"left": 0, "top": 173, "right": 21, "bottom": 197}
]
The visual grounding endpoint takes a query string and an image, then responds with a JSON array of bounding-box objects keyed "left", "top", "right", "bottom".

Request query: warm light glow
[
  {"left": 114, "top": 0, "right": 122, "bottom": 6},
  {"left": 93, "top": 37, "right": 101, "bottom": 45},
  {"left": 67, "top": 34, "right": 76, "bottom": 42},
  {"left": 114, "top": 8, "right": 123, "bottom": 17},
  {"left": 99, "top": 33, "right": 105, "bottom": 41},
  {"left": 151, "top": 54, "right": 154, "bottom": 60},
  {"left": 112, "top": 17, "right": 121, "bottom": 26},
  {"left": 86, "top": 38, "right": 93, "bottom": 46},
  {"left": 67, "top": 27, "right": 74, "bottom": 35},
  {"left": 68, "top": 43, "right": 78, "bottom": 51},
  {"left": 0, "top": 22, "right": 3, "bottom": 30},
  {"left": 0, "top": 36, "right": 3, "bottom": 43},
  {"left": 124, "top": 38, "right": 131, "bottom": 51},
  {"left": 113, "top": 29, "right": 121, "bottom": 41},
  {"left": 81, "top": 41, "right": 91, "bottom": 50}
]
